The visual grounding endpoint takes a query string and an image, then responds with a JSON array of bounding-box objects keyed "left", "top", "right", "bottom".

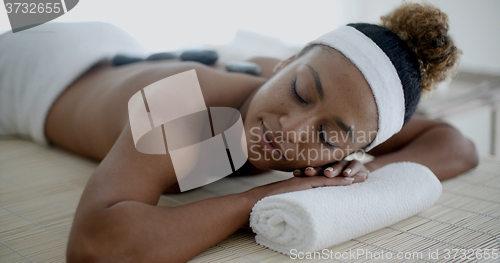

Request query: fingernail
[
  {"left": 344, "top": 168, "right": 352, "bottom": 175},
  {"left": 344, "top": 177, "right": 355, "bottom": 181},
  {"left": 324, "top": 167, "right": 334, "bottom": 177},
  {"left": 305, "top": 167, "right": 314, "bottom": 171},
  {"left": 293, "top": 169, "right": 301, "bottom": 175},
  {"left": 356, "top": 172, "right": 368, "bottom": 177}
]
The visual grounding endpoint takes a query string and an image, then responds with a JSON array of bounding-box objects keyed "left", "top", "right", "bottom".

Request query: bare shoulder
[
  {"left": 246, "top": 56, "right": 282, "bottom": 79},
  {"left": 81, "top": 122, "right": 177, "bottom": 207},
  {"left": 78, "top": 62, "right": 268, "bottom": 202}
]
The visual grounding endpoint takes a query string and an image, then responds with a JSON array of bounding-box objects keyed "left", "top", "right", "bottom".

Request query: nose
[{"left": 279, "top": 114, "right": 315, "bottom": 144}]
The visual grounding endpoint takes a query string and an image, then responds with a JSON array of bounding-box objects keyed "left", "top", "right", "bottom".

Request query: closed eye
[
  {"left": 319, "top": 125, "right": 335, "bottom": 148},
  {"left": 290, "top": 77, "right": 307, "bottom": 104}
]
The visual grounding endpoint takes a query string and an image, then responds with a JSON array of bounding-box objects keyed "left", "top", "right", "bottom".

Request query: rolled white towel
[{"left": 249, "top": 162, "right": 442, "bottom": 255}]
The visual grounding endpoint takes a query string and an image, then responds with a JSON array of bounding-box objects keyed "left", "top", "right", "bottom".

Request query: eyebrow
[
  {"left": 333, "top": 116, "right": 356, "bottom": 143},
  {"left": 306, "top": 64, "right": 324, "bottom": 100},
  {"left": 305, "top": 64, "right": 355, "bottom": 144}
]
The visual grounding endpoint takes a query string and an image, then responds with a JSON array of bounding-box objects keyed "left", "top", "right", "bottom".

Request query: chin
[
  {"left": 244, "top": 122, "right": 293, "bottom": 171},
  {"left": 247, "top": 158, "right": 266, "bottom": 170},
  {"left": 246, "top": 150, "right": 292, "bottom": 171},
  {"left": 246, "top": 150, "right": 268, "bottom": 169}
]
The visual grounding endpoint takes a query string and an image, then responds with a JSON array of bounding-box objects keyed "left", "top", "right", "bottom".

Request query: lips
[{"left": 259, "top": 120, "right": 284, "bottom": 159}]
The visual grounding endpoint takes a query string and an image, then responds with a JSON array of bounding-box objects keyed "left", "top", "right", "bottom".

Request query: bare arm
[
  {"left": 65, "top": 124, "right": 260, "bottom": 263},
  {"left": 67, "top": 123, "right": 363, "bottom": 262},
  {"left": 365, "top": 115, "right": 479, "bottom": 181}
]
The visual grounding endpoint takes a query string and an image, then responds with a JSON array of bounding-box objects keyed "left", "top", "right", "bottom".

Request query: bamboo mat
[{"left": 1, "top": 137, "right": 499, "bottom": 262}]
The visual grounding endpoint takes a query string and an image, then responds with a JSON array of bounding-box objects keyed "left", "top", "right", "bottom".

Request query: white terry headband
[{"left": 306, "top": 26, "right": 405, "bottom": 151}]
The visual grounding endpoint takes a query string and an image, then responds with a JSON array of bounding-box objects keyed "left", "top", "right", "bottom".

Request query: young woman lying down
[{"left": 0, "top": 2, "right": 478, "bottom": 262}]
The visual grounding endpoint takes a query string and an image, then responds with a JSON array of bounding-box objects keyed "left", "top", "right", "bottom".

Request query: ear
[{"left": 272, "top": 54, "right": 297, "bottom": 74}]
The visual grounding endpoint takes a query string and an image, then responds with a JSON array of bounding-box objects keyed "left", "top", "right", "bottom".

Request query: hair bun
[{"left": 381, "top": 3, "right": 461, "bottom": 92}]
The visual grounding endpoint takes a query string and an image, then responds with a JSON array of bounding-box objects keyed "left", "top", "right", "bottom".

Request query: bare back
[{"left": 45, "top": 60, "right": 268, "bottom": 161}]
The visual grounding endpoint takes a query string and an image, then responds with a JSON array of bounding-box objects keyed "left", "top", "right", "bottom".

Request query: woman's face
[{"left": 244, "top": 45, "right": 378, "bottom": 171}]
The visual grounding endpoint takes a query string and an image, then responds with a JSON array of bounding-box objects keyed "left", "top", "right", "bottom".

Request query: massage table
[{"left": 1, "top": 136, "right": 499, "bottom": 262}]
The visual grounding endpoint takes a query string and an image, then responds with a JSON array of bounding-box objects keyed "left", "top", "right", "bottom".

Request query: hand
[
  {"left": 246, "top": 175, "right": 359, "bottom": 201},
  {"left": 292, "top": 159, "right": 370, "bottom": 179}
]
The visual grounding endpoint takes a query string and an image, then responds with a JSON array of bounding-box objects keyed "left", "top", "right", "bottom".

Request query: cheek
[
  {"left": 256, "top": 79, "right": 292, "bottom": 109},
  {"left": 246, "top": 84, "right": 287, "bottom": 128},
  {"left": 281, "top": 143, "right": 346, "bottom": 168},
  {"left": 244, "top": 122, "right": 260, "bottom": 148}
]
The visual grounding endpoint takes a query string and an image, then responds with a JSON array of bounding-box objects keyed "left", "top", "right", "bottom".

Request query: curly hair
[{"left": 380, "top": 2, "right": 462, "bottom": 93}]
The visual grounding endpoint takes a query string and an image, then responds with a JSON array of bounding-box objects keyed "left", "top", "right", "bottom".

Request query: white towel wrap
[
  {"left": 249, "top": 162, "right": 442, "bottom": 255},
  {"left": 0, "top": 22, "right": 149, "bottom": 144}
]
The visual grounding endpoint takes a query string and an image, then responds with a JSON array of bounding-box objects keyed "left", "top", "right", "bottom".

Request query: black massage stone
[
  {"left": 180, "top": 49, "right": 218, "bottom": 65},
  {"left": 146, "top": 52, "right": 177, "bottom": 61},
  {"left": 112, "top": 54, "right": 144, "bottom": 66},
  {"left": 225, "top": 61, "right": 261, "bottom": 76}
]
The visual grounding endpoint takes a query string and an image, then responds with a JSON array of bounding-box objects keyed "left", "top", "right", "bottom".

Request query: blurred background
[
  {"left": 1, "top": 0, "right": 500, "bottom": 156},
  {"left": 1, "top": 0, "right": 498, "bottom": 74}
]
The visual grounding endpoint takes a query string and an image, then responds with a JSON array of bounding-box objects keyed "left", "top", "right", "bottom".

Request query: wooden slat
[{"left": 0, "top": 137, "right": 499, "bottom": 262}]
